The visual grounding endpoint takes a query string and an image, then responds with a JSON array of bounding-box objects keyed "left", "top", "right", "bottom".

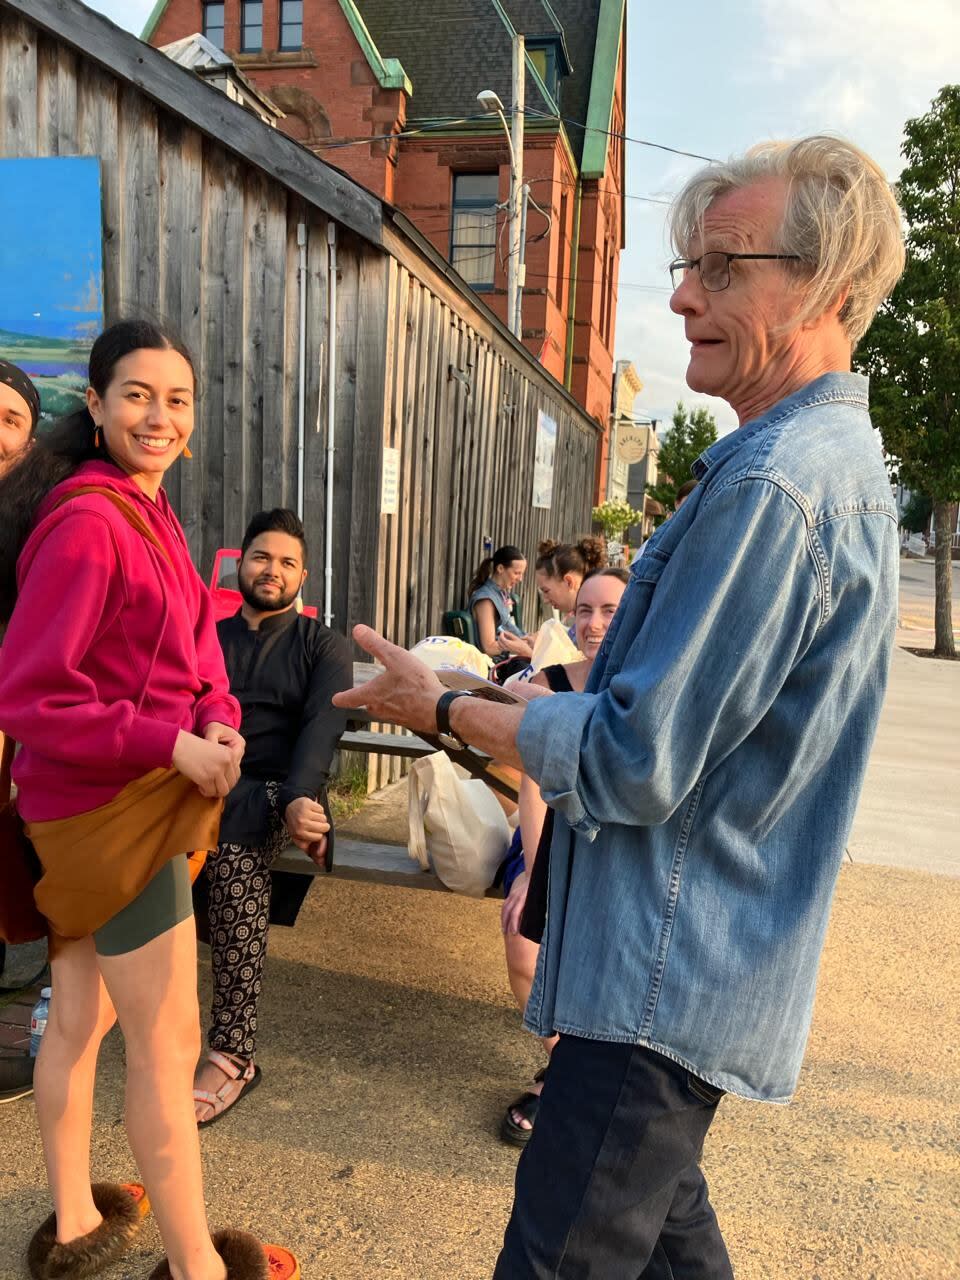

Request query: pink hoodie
[{"left": 0, "top": 460, "right": 240, "bottom": 821}]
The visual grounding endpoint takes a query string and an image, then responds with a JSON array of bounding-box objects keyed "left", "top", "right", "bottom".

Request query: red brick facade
[{"left": 148, "top": 1, "right": 625, "bottom": 498}]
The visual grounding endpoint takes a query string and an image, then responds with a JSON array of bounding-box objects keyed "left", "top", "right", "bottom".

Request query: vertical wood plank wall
[{"left": 2, "top": 12, "right": 599, "bottom": 758}]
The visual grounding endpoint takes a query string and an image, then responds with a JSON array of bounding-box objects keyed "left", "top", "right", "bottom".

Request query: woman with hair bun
[{"left": 534, "top": 535, "right": 607, "bottom": 633}]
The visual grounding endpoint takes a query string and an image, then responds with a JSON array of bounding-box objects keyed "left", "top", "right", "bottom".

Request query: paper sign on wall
[
  {"left": 532, "top": 410, "right": 557, "bottom": 510},
  {"left": 381, "top": 446, "right": 400, "bottom": 515}
]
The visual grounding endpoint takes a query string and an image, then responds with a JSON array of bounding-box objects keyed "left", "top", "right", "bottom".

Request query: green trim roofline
[
  {"left": 141, "top": 0, "right": 413, "bottom": 97},
  {"left": 487, "top": 0, "right": 577, "bottom": 176},
  {"left": 335, "top": 0, "right": 412, "bottom": 95},
  {"left": 581, "top": 0, "right": 624, "bottom": 178}
]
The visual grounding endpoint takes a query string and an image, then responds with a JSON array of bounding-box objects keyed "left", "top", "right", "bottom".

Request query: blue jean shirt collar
[{"left": 692, "top": 371, "right": 870, "bottom": 481}]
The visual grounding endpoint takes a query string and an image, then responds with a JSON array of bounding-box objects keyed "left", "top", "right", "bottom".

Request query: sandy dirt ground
[
  {"left": 1, "top": 860, "right": 958, "bottom": 1280},
  {"left": 1, "top": 565, "right": 957, "bottom": 1278}
]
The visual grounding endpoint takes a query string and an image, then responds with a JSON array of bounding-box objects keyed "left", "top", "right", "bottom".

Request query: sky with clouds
[{"left": 88, "top": 0, "right": 957, "bottom": 434}]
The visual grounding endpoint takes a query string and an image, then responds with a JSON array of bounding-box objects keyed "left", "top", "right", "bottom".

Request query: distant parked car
[{"left": 209, "top": 547, "right": 318, "bottom": 621}]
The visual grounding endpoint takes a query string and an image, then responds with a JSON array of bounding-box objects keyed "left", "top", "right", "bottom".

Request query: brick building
[{"left": 144, "top": 0, "right": 627, "bottom": 497}]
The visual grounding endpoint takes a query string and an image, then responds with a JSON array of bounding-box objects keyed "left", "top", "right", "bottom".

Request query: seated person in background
[
  {"left": 0, "top": 359, "right": 41, "bottom": 477},
  {"left": 193, "top": 507, "right": 352, "bottom": 1124},
  {"left": 498, "top": 567, "right": 629, "bottom": 1145},
  {"left": 0, "top": 361, "right": 46, "bottom": 1105},
  {"left": 534, "top": 535, "right": 607, "bottom": 636},
  {"left": 467, "top": 544, "right": 535, "bottom": 661}
]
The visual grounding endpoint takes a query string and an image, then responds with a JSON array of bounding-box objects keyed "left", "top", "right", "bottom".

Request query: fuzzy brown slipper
[
  {"left": 148, "top": 1229, "right": 272, "bottom": 1280},
  {"left": 27, "top": 1182, "right": 144, "bottom": 1279}
]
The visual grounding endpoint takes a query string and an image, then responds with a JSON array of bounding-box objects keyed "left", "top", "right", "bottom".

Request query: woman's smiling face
[
  {"left": 575, "top": 572, "right": 627, "bottom": 660},
  {"left": 88, "top": 347, "right": 195, "bottom": 496}
]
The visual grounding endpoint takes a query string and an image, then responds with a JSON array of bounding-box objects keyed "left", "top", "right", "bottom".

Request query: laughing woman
[{"left": 0, "top": 321, "right": 294, "bottom": 1280}]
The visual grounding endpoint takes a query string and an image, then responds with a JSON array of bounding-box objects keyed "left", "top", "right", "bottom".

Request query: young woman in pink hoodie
[{"left": 0, "top": 321, "right": 295, "bottom": 1280}]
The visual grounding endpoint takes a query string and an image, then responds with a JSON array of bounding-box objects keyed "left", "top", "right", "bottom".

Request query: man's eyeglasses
[{"left": 669, "top": 252, "right": 802, "bottom": 293}]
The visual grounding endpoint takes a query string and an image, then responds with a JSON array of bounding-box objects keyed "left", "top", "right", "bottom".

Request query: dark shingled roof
[{"left": 357, "top": 0, "right": 604, "bottom": 163}]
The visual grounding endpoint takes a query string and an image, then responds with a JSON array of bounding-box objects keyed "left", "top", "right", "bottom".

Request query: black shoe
[{"left": 0, "top": 1053, "right": 34, "bottom": 1104}]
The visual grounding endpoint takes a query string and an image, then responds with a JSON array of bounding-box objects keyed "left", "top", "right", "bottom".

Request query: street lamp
[{"left": 476, "top": 35, "right": 525, "bottom": 337}]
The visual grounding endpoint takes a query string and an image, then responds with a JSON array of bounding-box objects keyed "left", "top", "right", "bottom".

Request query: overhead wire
[{"left": 314, "top": 108, "right": 716, "bottom": 165}]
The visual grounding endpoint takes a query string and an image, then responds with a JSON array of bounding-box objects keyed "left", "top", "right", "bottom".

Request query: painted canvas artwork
[{"left": 0, "top": 157, "right": 103, "bottom": 418}]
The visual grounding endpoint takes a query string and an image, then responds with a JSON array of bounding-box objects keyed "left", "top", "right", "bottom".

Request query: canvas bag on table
[
  {"left": 502, "top": 617, "right": 582, "bottom": 688},
  {"left": 407, "top": 751, "right": 512, "bottom": 897},
  {"left": 0, "top": 732, "right": 46, "bottom": 945}
]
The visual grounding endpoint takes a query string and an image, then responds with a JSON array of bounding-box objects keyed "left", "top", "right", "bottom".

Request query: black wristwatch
[{"left": 435, "top": 689, "right": 472, "bottom": 751}]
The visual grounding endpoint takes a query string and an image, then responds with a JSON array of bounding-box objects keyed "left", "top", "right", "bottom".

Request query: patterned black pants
[{"left": 205, "top": 781, "right": 289, "bottom": 1060}]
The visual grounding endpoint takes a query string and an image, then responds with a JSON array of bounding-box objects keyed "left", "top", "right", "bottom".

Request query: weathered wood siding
[{"left": 1, "top": 5, "right": 598, "bottom": 663}]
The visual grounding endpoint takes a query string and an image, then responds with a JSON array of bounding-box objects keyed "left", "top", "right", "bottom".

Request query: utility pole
[
  {"left": 515, "top": 182, "right": 530, "bottom": 337},
  {"left": 507, "top": 33, "right": 525, "bottom": 338}
]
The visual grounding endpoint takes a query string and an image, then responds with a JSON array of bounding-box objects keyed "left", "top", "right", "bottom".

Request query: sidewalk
[
  {"left": 1, "top": 862, "right": 956, "bottom": 1279},
  {"left": 847, "top": 634, "right": 960, "bottom": 877}
]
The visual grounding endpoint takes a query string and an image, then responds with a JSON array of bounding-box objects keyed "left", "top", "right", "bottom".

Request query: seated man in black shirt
[{"left": 193, "top": 508, "right": 351, "bottom": 1124}]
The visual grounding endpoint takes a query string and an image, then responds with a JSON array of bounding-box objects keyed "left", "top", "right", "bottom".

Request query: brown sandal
[
  {"left": 27, "top": 1182, "right": 149, "bottom": 1279},
  {"left": 148, "top": 1229, "right": 301, "bottom": 1279},
  {"left": 193, "top": 1050, "right": 262, "bottom": 1127}
]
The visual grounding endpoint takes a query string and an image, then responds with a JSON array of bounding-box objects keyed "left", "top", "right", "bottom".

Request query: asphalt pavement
[{"left": 0, "top": 560, "right": 957, "bottom": 1279}]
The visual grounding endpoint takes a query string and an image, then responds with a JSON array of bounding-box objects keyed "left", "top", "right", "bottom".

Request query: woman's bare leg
[
  {"left": 97, "top": 917, "right": 225, "bottom": 1280},
  {"left": 33, "top": 934, "right": 117, "bottom": 1242}
]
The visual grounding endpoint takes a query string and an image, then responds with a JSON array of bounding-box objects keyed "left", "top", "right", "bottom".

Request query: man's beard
[{"left": 239, "top": 575, "right": 300, "bottom": 613}]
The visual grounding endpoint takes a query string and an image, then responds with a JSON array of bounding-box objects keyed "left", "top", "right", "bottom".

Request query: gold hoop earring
[
  {"left": 182, "top": 444, "right": 193, "bottom": 460},
  {"left": 93, "top": 425, "right": 102, "bottom": 449}
]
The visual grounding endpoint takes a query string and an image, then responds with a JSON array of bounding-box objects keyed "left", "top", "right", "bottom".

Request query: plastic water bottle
[{"left": 29, "top": 987, "right": 52, "bottom": 1058}]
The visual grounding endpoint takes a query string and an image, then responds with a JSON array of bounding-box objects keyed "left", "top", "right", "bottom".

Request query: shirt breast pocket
[{"left": 631, "top": 546, "right": 671, "bottom": 587}]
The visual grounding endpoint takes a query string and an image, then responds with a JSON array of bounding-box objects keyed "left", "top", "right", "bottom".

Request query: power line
[
  {"left": 523, "top": 106, "right": 718, "bottom": 163},
  {"left": 440, "top": 244, "right": 671, "bottom": 292},
  {"left": 313, "top": 108, "right": 716, "bottom": 165}
]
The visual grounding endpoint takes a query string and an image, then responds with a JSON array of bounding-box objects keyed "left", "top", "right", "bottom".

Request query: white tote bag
[
  {"left": 503, "top": 617, "right": 582, "bottom": 688},
  {"left": 407, "top": 751, "right": 511, "bottom": 897}
]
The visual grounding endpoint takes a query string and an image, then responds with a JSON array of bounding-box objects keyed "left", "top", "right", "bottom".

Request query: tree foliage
[
  {"left": 646, "top": 402, "right": 719, "bottom": 514},
  {"left": 855, "top": 84, "right": 960, "bottom": 656},
  {"left": 899, "top": 491, "right": 933, "bottom": 534}
]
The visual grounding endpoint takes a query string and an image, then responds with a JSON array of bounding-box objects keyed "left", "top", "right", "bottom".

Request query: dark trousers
[{"left": 493, "top": 1036, "right": 734, "bottom": 1279}]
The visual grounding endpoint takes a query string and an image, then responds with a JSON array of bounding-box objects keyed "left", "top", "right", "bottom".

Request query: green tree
[
  {"left": 899, "top": 491, "right": 933, "bottom": 534},
  {"left": 856, "top": 84, "right": 960, "bottom": 657},
  {"left": 646, "top": 401, "right": 719, "bottom": 516}
]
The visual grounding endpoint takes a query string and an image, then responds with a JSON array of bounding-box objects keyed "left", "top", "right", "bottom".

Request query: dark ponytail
[
  {"left": 468, "top": 543, "right": 524, "bottom": 597},
  {"left": 0, "top": 318, "right": 196, "bottom": 622}
]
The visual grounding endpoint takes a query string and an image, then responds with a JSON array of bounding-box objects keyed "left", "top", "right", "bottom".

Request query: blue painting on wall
[{"left": 0, "top": 157, "right": 103, "bottom": 418}]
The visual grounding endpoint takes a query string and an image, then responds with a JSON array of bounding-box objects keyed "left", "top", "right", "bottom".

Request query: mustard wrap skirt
[{"left": 26, "top": 768, "right": 223, "bottom": 942}]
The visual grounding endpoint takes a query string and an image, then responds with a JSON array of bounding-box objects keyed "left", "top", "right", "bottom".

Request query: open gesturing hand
[{"left": 332, "top": 625, "right": 445, "bottom": 735}]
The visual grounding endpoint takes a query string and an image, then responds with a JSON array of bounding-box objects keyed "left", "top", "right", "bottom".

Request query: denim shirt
[{"left": 516, "top": 373, "right": 898, "bottom": 1102}]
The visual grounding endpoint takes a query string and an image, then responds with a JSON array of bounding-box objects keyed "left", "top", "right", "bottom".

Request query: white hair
[{"left": 669, "top": 136, "right": 906, "bottom": 347}]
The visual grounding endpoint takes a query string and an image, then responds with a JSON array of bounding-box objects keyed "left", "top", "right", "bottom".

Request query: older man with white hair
[{"left": 334, "top": 136, "right": 906, "bottom": 1277}]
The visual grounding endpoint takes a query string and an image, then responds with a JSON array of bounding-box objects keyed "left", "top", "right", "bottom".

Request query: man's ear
[
  {"left": 807, "top": 284, "right": 850, "bottom": 330},
  {"left": 300, "top": 568, "right": 309, "bottom": 587}
]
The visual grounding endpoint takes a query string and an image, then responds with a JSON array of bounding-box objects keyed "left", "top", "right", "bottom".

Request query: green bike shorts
[{"left": 93, "top": 855, "right": 193, "bottom": 957}]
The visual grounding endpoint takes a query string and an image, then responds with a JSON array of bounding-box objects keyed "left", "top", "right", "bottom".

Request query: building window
[
  {"left": 241, "top": 1, "right": 263, "bottom": 52},
  {"left": 527, "top": 38, "right": 567, "bottom": 102},
  {"left": 279, "top": 0, "right": 303, "bottom": 50},
  {"left": 451, "top": 174, "right": 499, "bottom": 290},
  {"left": 202, "top": 1, "right": 225, "bottom": 48}
]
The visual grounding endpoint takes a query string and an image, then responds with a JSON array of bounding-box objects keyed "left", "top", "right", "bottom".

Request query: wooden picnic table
[{"left": 339, "top": 662, "right": 519, "bottom": 802}]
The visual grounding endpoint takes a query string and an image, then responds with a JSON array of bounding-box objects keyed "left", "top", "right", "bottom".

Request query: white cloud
[
  {"left": 752, "top": 0, "right": 960, "bottom": 172},
  {"left": 85, "top": 1, "right": 154, "bottom": 35},
  {"left": 614, "top": 291, "right": 738, "bottom": 435}
]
